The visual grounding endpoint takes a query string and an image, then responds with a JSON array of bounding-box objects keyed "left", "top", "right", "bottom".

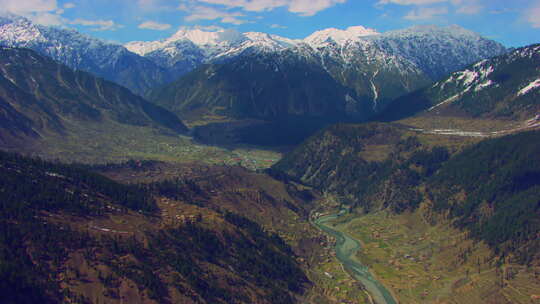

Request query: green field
[{"left": 24, "top": 119, "right": 282, "bottom": 169}]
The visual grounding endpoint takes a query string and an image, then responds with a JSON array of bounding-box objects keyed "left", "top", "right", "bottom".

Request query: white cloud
[
  {"left": 220, "top": 16, "right": 245, "bottom": 24},
  {"left": 288, "top": 0, "right": 346, "bottom": 16},
  {"left": 271, "top": 23, "right": 287, "bottom": 28},
  {"left": 31, "top": 11, "right": 63, "bottom": 25},
  {"left": 450, "top": 0, "right": 482, "bottom": 15},
  {"left": 377, "top": 0, "right": 484, "bottom": 18},
  {"left": 456, "top": 4, "right": 482, "bottom": 15},
  {"left": 377, "top": 0, "right": 446, "bottom": 5},
  {"left": 527, "top": 1, "right": 540, "bottom": 28},
  {"left": 489, "top": 8, "right": 515, "bottom": 15},
  {"left": 138, "top": 0, "right": 171, "bottom": 11},
  {"left": 197, "top": 0, "right": 346, "bottom": 16},
  {"left": 138, "top": 0, "right": 156, "bottom": 6},
  {"left": 181, "top": 5, "right": 247, "bottom": 24},
  {"left": 63, "top": 2, "right": 75, "bottom": 9},
  {"left": 193, "top": 25, "right": 226, "bottom": 31},
  {"left": 404, "top": 6, "right": 448, "bottom": 20},
  {"left": 70, "top": 18, "right": 123, "bottom": 31},
  {"left": 0, "top": 0, "right": 57, "bottom": 14},
  {"left": 0, "top": 0, "right": 65, "bottom": 25},
  {"left": 197, "top": 0, "right": 284, "bottom": 12},
  {"left": 138, "top": 21, "right": 171, "bottom": 30}
]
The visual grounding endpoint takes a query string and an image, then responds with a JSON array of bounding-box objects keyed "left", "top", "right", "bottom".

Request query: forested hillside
[
  {"left": 429, "top": 131, "right": 540, "bottom": 263},
  {"left": 272, "top": 124, "right": 540, "bottom": 263},
  {"left": 0, "top": 152, "right": 310, "bottom": 303}
]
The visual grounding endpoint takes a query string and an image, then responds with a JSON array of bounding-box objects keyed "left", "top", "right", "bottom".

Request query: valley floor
[{"left": 325, "top": 207, "right": 540, "bottom": 304}]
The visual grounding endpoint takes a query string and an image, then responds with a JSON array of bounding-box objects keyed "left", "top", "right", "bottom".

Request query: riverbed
[{"left": 313, "top": 213, "right": 396, "bottom": 304}]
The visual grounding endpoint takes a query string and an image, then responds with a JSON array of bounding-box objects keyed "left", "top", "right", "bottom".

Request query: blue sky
[{"left": 1, "top": 0, "right": 539, "bottom": 47}]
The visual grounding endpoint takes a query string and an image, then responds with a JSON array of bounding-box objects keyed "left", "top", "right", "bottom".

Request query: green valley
[{"left": 0, "top": 12, "right": 538, "bottom": 304}]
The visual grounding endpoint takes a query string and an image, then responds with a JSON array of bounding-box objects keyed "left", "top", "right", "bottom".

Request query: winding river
[{"left": 313, "top": 212, "right": 397, "bottom": 304}]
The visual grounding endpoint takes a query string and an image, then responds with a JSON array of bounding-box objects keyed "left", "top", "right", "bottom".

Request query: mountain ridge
[
  {"left": 378, "top": 43, "right": 540, "bottom": 125},
  {"left": 127, "top": 23, "right": 506, "bottom": 83},
  {"left": 0, "top": 14, "right": 507, "bottom": 100},
  {"left": 0, "top": 14, "right": 172, "bottom": 95},
  {"left": 0, "top": 47, "right": 187, "bottom": 158}
]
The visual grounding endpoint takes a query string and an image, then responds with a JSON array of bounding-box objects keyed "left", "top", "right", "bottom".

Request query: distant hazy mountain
[
  {"left": 0, "top": 47, "right": 187, "bottom": 150},
  {"left": 0, "top": 14, "right": 171, "bottom": 95},
  {"left": 379, "top": 43, "right": 540, "bottom": 122}
]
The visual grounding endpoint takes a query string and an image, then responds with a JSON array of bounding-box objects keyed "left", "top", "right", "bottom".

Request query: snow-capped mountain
[
  {"left": 291, "top": 24, "right": 507, "bottom": 112},
  {"left": 126, "top": 24, "right": 505, "bottom": 82},
  {"left": 379, "top": 44, "right": 540, "bottom": 122},
  {"left": 126, "top": 24, "right": 506, "bottom": 104},
  {"left": 145, "top": 24, "right": 509, "bottom": 128},
  {"left": 303, "top": 25, "right": 380, "bottom": 47},
  {"left": 301, "top": 24, "right": 507, "bottom": 82},
  {"left": 126, "top": 28, "right": 298, "bottom": 56},
  {"left": 0, "top": 13, "right": 507, "bottom": 103},
  {"left": 0, "top": 14, "right": 171, "bottom": 95},
  {"left": 367, "top": 25, "right": 507, "bottom": 80},
  {"left": 125, "top": 28, "right": 299, "bottom": 76}
]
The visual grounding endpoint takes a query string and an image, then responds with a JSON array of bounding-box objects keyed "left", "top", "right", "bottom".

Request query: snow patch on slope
[
  {"left": 429, "top": 93, "right": 462, "bottom": 111},
  {"left": 518, "top": 78, "right": 540, "bottom": 96},
  {"left": 475, "top": 80, "right": 494, "bottom": 92},
  {"left": 446, "top": 60, "right": 496, "bottom": 92}
]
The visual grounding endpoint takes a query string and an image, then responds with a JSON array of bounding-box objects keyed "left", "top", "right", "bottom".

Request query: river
[{"left": 313, "top": 212, "right": 397, "bottom": 304}]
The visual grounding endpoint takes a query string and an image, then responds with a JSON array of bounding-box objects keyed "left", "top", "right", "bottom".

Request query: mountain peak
[
  {"left": 125, "top": 28, "right": 298, "bottom": 60},
  {"left": 0, "top": 13, "right": 44, "bottom": 44},
  {"left": 169, "top": 28, "right": 244, "bottom": 46},
  {"left": 304, "top": 25, "right": 380, "bottom": 47},
  {"left": 0, "top": 12, "right": 30, "bottom": 24}
]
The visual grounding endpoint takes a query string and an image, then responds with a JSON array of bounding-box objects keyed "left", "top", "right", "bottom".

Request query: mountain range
[
  {"left": 1, "top": 15, "right": 506, "bottom": 114},
  {"left": 142, "top": 24, "right": 506, "bottom": 115},
  {"left": 136, "top": 24, "right": 506, "bottom": 145},
  {"left": 0, "top": 15, "right": 176, "bottom": 96}
]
